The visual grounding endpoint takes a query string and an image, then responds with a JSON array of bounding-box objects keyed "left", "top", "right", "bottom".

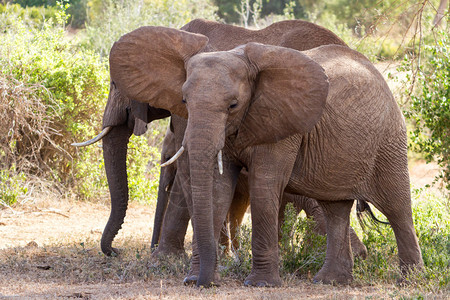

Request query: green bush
[
  {"left": 219, "top": 222, "right": 253, "bottom": 280},
  {"left": 353, "top": 189, "right": 449, "bottom": 290},
  {"left": 0, "top": 3, "right": 58, "bottom": 24},
  {"left": 0, "top": 7, "right": 109, "bottom": 199},
  {"left": 0, "top": 167, "right": 28, "bottom": 207},
  {"left": 12, "top": 0, "right": 88, "bottom": 28},
  {"left": 411, "top": 189, "right": 450, "bottom": 289},
  {"left": 279, "top": 203, "right": 326, "bottom": 277},
  {"left": 404, "top": 30, "right": 450, "bottom": 193},
  {"left": 82, "top": 0, "right": 218, "bottom": 57},
  {"left": 0, "top": 3, "right": 182, "bottom": 203}
]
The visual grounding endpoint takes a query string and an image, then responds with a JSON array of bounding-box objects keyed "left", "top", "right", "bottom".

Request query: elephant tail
[{"left": 356, "top": 200, "right": 390, "bottom": 232}]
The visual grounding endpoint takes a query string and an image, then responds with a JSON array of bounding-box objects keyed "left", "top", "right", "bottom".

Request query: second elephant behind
[{"left": 151, "top": 122, "right": 368, "bottom": 260}]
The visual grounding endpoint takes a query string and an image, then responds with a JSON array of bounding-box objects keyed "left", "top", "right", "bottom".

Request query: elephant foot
[
  {"left": 183, "top": 269, "right": 221, "bottom": 287},
  {"left": 396, "top": 262, "right": 424, "bottom": 286},
  {"left": 103, "top": 247, "right": 120, "bottom": 257},
  {"left": 352, "top": 243, "right": 368, "bottom": 260},
  {"left": 183, "top": 274, "right": 198, "bottom": 286},
  {"left": 312, "top": 264, "right": 353, "bottom": 285},
  {"left": 151, "top": 246, "right": 186, "bottom": 260},
  {"left": 244, "top": 273, "right": 282, "bottom": 287}
]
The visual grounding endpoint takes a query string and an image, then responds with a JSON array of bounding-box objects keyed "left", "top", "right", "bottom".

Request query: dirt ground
[{"left": 0, "top": 161, "right": 446, "bottom": 299}]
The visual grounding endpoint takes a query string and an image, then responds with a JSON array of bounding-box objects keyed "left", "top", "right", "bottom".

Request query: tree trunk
[{"left": 433, "top": 0, "right": 448, "bottom": 27}]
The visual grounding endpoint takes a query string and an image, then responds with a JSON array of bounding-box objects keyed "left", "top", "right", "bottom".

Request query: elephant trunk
[
  {"left": 189, "top": 147, "right": 217, "bottom": 287},
  {"left": 101, "top": 124, "right": 132, "bottom": 256},
  {"left": 151, "top": 164, "right": 175, "bottom": 250},
  {"left": 186, "top": 114, "right": 225, "bottom": 287}
]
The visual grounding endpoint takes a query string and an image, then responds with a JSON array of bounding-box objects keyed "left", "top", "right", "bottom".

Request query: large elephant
[
  {"left": 152, "top": 123, "right": 369, "bottom": 260},
  {"left": 74, "top": 19, "right": 349, "bottom": 258},
  {"left": 108, "top": 27, "right": 423, "bottom": 287}
]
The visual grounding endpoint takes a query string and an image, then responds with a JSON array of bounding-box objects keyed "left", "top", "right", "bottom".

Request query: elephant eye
[
  {"left": 229, "top": 100, "right": 238, "bottom": 109},
  {"left": 182, "top": 98, "right": 186, "bottom": 104}
]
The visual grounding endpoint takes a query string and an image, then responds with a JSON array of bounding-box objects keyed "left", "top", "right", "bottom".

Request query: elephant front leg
[
  {"left": 244, "top": 143, "right": 298, "bottom": 287},
  {"left": 244, "top": 168, "right": 295, "bottom": 285},
  {"left": 313, "top": 199, "right": 354, "bottom": 284},
  {"left": 244, "top": 189, "right": 283, "bottom": 287}
]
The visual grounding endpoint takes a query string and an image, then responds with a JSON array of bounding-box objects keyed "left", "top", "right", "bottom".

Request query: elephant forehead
[
  {"left": 187, "top": 52, "right": 248, "bottom": 78},
  {"left": 184, "top": 56, "right": 247, "bottom": 96}
]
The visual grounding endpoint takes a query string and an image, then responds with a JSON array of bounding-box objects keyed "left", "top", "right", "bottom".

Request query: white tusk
[
  {"left": 218, "top": 150, "right": 223, "bottom": 175},
  {"left": 161, "top": 146, "right": 184, "bottom": 167},
  {"left": 71, "top": 126, "right": 112, "bottom": 147}
]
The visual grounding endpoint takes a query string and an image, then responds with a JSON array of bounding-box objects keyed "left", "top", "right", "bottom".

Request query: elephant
[
  {"left": 107, "top": 26, "right": 424, "bottom": 287},
  {"left": 73, "top": 18, "right": 349, "bottom": 258},
  {"left": 152, "top": 123, "right": 369, "bottom": 260}
]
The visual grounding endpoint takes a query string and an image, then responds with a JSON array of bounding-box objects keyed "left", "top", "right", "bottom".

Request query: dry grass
[{"left": 0, "top": 237, "right": 440, "bottom": 300}]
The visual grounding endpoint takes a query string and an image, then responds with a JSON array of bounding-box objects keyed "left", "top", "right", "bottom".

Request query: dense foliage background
[{"left": 0, "top": 0, "right": 448, "bottom": 293}]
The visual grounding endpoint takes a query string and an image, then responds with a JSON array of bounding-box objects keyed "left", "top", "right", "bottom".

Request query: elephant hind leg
[
  {"left": 367, "top": 187, "right": 423, "bottom": 272},
  {"left": 349, "top": 227, "right": 367, "bottom": 259},
  {"left": 313, "top": 199, "right": 354, "bottom": 285},
  {"left": 366, "top": 141, "right": 423, "bottom": 277},
  {"left": 228, "top": 176, "right": 250, "bottom": 252},
  {"left": 288, "top": 194, "right": 367, "bottom": 259}
]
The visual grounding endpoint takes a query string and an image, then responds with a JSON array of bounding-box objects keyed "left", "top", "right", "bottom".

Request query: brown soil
[{"left": 0, "top": 161, "right": 446, "bottom": 299}]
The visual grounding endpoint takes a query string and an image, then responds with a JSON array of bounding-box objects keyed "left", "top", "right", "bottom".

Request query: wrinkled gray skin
[
  {"left": 152, "top": 125, "right": 368, "bottom": 260},
  {"left": 109, "top": 26, "right": 423, "bottom": 287},
  {"left": 150, "top": 126, "right": 178, "bottom": 253},
  {"left": 98, "top": 19, "right": 349, "bottom": 259},
  {"left": 100, "top": 87, "right": 169, "bottom": 256}
]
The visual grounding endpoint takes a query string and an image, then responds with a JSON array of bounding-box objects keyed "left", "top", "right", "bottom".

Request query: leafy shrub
[
  {"left": 0, "top": 3, "right": 180, "bottom": 203},
  {"left": 0, "top": 167, "right": 28, "bottom": 207},
  {"left": 0, "top": 7, "right": 104, "bottom": 199},
  {"left": 404, "top": 30, "right": 450, "bottom": 193},
  {"left": 11, "top": 0, "right": 88, "bottom": 28},
  {"left": 351, "top": 188, "right": 450, "bottom": 290},
  {"left": 82, "top": 0, "right": 218, "bottom": 57},
  {"left": 279, "top": 203, "right": 326, "bottom": 277},
  {"left": 0, "top": 3, "right": 58, "bottom": 24},
  {"left": 219, "top": 222, "right": 252, "bottom": 280},
  {"left": 0, "top": 9, "right": 109, "bottom": 195},
  {"left": 219, "top": 204, "right": 327, "bottom": 281},
  {"left": 411, "top": 190, "right": 450, "bottom": 289}
]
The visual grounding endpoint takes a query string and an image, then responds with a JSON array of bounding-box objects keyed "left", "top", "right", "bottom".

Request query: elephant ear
[
  {"left": 234, "top": 42, "right": 329, "bottom": 149},
  {"left": 130, "top": 101, "right": 171, "bottom": 136},
  {"left": 109, "top": 26, "right": 209, "bottom": 118}
]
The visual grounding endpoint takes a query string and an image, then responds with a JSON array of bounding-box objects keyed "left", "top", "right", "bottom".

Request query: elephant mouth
[{"left": 161, "top": 146, "right": 224, "bottom": 175}]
